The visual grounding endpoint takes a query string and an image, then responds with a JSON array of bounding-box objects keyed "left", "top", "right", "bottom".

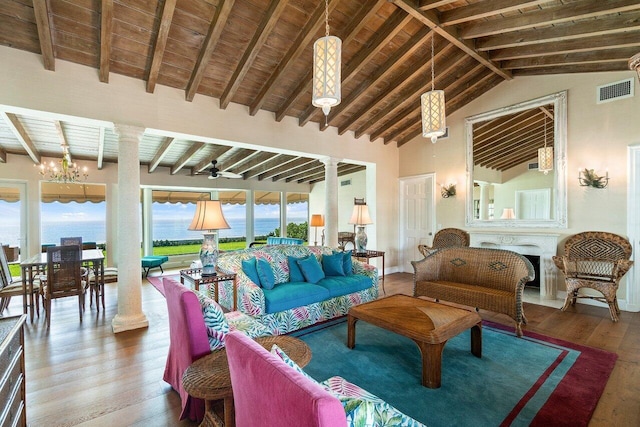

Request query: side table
[
  {"left": 352, "top": 250, "right": 385, "bottom": 294},
  {"left": 182, "top": 335, "right": 311, "bottom": 427},
  {"left": 180, "top": 268, "right": 237, "bottom": 311}
]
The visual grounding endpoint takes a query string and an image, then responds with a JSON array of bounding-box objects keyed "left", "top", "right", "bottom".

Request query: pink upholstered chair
[
  {"left": 163, "top": 277, "right": 211, "bottom": 421},
  {"left": 225, "top": 331, "right": 348, "bottom": 427}
]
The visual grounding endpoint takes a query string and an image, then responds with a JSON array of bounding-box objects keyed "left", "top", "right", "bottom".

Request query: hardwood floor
[{"left": 3, "top": 272, "right": 638, "bottom": 426}]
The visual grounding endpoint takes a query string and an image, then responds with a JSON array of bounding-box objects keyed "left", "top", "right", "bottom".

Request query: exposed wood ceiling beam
[
  {"left": 299, "top": 163, "right": 359, "bottom": 183},
  {"left": 185, "top": 0, "right": 236, "bottom": 102},
  {"left": 274, "top": 161, "right": 323, "bottom": 182},
  {"left": 170, "top": 142, "right": 206, "bottom": 175},
  {"left": 219, "top": 149, "right": 257, "bottom": 171},
  {"left": 243, "top": 155, "right": 297, "bottom": 179},
  {"left": 99, "top": 0, "right": 113, "bottom": 83},
  {"left": 358, "top": 46, "right": 464, "bottom": 140},
  {"left": 338, "top": 40, "right": 453, "bottom": 136},
  {"left": 231, "top": 152, "right": 279, "bottom": 175},
  {"left": 491, "top": 32, "right": 640, "bottom": 61},
  {"left": 53, "top": 121, "right": 67, "bottom": 147},
  {"left": 501, "top": 47, "right": 640, "bottom": 70},
  {"left": 148, "top": 137, "right": 175, "bottom": 173},
  {"left": 289, "top": 165, "right": 325, "bottom": 183},
  {"left": 477, "top": 11, "right": 640, "bottom": 51},
  {"left": 146, "top": 0, "right": 177, "bottom": 93},
  {"left": 191, "top": 145, "right": 234, "bottom": 174},
  {"left": 418, "top": 1, "right": 458, "bottom": 11},
  {"left": 275, "top": 0, "right": 386, "bottom": 122},
  {"left": 320, "top": 26, "right": 431, "bottom": 131},
  {"left": 249, "top": 0, "right": 340, "bottom": 116},
  {"left": 514, "top": 63, "right": 625, "bottom": 75},
  {"left": 460, "top": 0, "right": 640, "bottom": 39},
  {"left": 308, "top": 165, "right": 366, "bottom": 184},
  {"left": 440, "top": 0, "right": 550, "bottom": 26},
  {"left": 220, "top": 0, "right": 288, "bottom": 109},
  {"left": 1, "top": 112, "right": 41, "bottom": 164},
  {"left": 0, "top": 146, "right": 6, "bottom": 163},
  {"left": 391, "top": 0, "right": 512, "bottom": 80},
  {"left": 300, "top": 9, "right": 414, "bottom": 128},
  {"left": 33, "top": 0, "right": 55, "bottom": 71},
  {"left": 258, "top": 158, "right": 316, "bottom": 181}
]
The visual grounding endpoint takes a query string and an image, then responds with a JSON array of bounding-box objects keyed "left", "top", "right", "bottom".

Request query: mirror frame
[{"left": 465, "top": 91, "right": 568, "bottom": 228}]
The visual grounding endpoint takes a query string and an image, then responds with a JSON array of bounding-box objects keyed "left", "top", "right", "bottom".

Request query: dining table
[{"left": 20, "top": 249, "right": 105, "bottom": 322}]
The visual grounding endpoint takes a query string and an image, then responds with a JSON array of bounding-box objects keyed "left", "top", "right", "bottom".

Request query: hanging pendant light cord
[
  {"left": 430, "top": 33, "right": 435, "bottom": 92},
  {"left": 543, "top": 115, "right": 547, "bottom": 148},
  {"left": 324, "top": 0, "right": 330, "bottom": 37}
]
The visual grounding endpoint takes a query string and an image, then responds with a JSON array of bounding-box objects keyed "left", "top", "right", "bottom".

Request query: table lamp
[
  {"left": 501, "top": 208, "right": 515, "bottom": 219},
  {"left": 349, "top": 200, "right": 373, "bottom": 253},
  {"left": 310, "top": 214, "right": 324, "bottom": 246},
  {"left": 188, "top": 200, "right": 230, "bottom": 276}
]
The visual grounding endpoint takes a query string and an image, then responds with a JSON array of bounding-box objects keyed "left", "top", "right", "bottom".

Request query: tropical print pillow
[{"left": 197, "top": 293, "right": 229, "bottom": 350}]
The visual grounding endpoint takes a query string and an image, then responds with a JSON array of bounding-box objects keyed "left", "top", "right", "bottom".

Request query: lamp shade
[
  {"left": 310, "top": 214, "right": 324, "bottom": 227},
  {"left": 501, "top": 208, "right": 516, "bottom": 219},
  {"left": 312, "top": 35, "right": 342, "bottom": 116},
  {"left": 349, "top": 205, "right": 373, "bottom": 225},
  {"left": 421, "top": 90, "right": 446, "bottom": 143},
  {"left": 188, "top": 200, "right": 230, "bottom": 231},
  {"left": 538, "top": 146, "right": 553, "bottom": 174}
]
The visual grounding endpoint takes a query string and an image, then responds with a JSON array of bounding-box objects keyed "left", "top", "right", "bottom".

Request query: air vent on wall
[
  {"left": 340, "top": 179, "right": 351, "bottom": 186},
  {"left": 596, "top": 78, "right": 634, "bottom": 104},
  {"left": 528, "top": 162, "right": 539, "bottom": 170}
]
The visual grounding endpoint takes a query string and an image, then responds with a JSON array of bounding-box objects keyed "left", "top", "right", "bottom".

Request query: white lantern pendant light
[
  {"left": 421, "top": 33, "right": 446, "bottom": 143},
  {"left": 312, "top": 0, "right": 341, "bottom": 122},
  {"left": 538, "top": 114, "right": 553, "bottom": 175}
]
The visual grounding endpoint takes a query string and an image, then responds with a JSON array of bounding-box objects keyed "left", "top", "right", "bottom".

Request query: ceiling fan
[{"left": 205, "top": 160, "right": 242, "bottom": 180}]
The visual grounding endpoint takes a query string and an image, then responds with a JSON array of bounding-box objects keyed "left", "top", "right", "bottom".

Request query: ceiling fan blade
[{"left": 218, "top": 171, "right": 242, "bottom": 179}]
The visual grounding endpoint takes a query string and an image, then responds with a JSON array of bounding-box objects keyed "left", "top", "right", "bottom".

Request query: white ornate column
[
  {"left": 321, "top": 157, "right": 340, "bottom": 248},
  {"left": 112, "top": 124, "right": 149, "bottom": 333},
  {"left": 479, "top": 182, "right": 490, "bottom": 220}
]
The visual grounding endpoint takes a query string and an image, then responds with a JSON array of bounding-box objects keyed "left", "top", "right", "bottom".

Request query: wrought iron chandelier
[{"left": 39, "top": 144, "right": 88, "bottom": 183}]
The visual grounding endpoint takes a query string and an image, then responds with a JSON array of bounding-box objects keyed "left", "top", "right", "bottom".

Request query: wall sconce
[
  {"left": 500, "top": 208, "right": 515, "bottom": 219},
  {"left": 440, "top": 183, "right": 456, "bottom": 198},
  {"left": 578, "top": 168, "right": 609, "bottom": 189}
]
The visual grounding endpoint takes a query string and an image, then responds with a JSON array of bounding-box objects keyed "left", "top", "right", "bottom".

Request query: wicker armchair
[
  {"left": 553, "top": 231, "right": 633, "bottom": 322},
  {"left": 418, "top": 228, "right": 470, "bottom": 258}
]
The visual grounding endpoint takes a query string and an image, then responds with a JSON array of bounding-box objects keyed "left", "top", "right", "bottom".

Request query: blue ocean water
[{"left": 0, "top": 217, "right": 304, "bottom": 247}]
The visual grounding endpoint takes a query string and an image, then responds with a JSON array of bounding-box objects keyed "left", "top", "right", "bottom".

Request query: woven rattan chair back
[
  {"left": 554, "top": 231, "right": 633, "bottom": 322},
  {"left": 0, "top": 242, "right": 39, "bottom": 314},
  {"left": 418, "top": 228, "right": 470, "bottom": 258},
  {"left": 44, "top": 245, "right": 85, "bottom": 325}
]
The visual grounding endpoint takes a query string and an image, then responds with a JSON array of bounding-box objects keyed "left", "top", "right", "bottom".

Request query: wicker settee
[{"left": 412, "top": 247, "right": 534, "bottom": 337}]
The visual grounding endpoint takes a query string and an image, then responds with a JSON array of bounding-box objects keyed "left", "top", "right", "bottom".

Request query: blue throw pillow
[
  {"left": 343, "top": 250, "right": 353, "bottom": 275},
  {"left": 297, "top": 256, "right": 325, "bottom": 284},
  {"left": 241, "top": 258, "right": 262, "bottom": 287},
  {"left": 322, "top": 252, "right": 345, "bottom": 276},
  {"left": 288, "top": 256, "right": 306, "bottom": 282},
  {"left": 257, "top": 258, "right": 276, "bottom": 290}
]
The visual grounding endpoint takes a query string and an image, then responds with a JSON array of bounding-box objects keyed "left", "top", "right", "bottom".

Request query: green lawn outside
[{"left": 7, "top": 241, "right": 253, "bottom": 278}]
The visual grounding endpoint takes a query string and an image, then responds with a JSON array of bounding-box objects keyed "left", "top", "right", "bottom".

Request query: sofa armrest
[
  {"left": 352, "top": 259, "right": 379, "bottom": 289},
  {"left": 229, "top": 270, "right": 267, "bottom": 316},
  {"left": 411, "top": 255, "right": 438, "bottom": 283},
  {"left": 321, "top": 376, "right": 426, "bottom": 427}
]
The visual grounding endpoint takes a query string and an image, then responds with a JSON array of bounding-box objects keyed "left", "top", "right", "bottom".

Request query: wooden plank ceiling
[{"left": 0, "top": 0, "right": 638, "bottom": 180}]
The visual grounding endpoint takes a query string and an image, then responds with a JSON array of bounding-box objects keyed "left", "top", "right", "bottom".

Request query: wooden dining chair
[
  {"left": 0, "top": 242, "right": 40, "bottom": 315},
  {"left": 42, "top": 245, "right": 87, "bottom": 326}
]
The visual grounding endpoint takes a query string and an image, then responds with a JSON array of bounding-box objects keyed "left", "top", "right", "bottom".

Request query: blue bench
[{"left": 141, "top": 256, "right": 169, "bottom": 277}]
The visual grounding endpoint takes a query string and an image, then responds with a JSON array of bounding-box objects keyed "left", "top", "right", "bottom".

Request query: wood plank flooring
[{"left": 2, "top": 272, "right": 638, "bottom": 426}]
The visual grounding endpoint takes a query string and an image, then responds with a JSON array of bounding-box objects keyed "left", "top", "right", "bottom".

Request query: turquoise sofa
[{"left": 216, "top": 245, "right": 379, "bottom": 335}]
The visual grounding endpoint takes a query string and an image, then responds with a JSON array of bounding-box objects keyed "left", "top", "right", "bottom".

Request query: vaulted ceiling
[{"left": 0, "top": 0, "right": 638, "bottom": 181}]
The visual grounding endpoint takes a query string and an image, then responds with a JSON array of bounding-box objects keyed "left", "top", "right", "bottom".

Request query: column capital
[
  {"left": 113, "top": 124, "right": 145, "bottom": 142},
  {"left": 320, "top": 156, "right": 342, "bottom": 167}
]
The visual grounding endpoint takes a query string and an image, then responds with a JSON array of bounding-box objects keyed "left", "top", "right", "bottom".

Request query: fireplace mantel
[{"left": 469, "top": 231, "right": 560, "bottom": 300}]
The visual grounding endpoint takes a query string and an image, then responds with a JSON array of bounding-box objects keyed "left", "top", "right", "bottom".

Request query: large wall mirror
[{"left": 465, "top": 91, "right": 567, "bottom": 228}]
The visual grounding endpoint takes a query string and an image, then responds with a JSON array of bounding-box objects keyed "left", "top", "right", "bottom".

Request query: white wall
[
  {"left": 400, "top": 71, "right": 640, "bottom": 300},
  {"left": 0, "top": 47, "right": 400, "bottom": 267}
]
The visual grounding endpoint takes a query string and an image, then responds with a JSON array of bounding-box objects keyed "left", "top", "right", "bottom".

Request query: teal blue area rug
[{"left": 293, "top": 319, "right": 616, "bottom": 427}]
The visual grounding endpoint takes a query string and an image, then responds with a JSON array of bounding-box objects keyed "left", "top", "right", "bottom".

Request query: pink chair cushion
[
  {"left": 162, "top": 277, "right": 211, "bottom": 421},
  {"left": 225, "top": 331, "right": 347, "bottom": 427}
]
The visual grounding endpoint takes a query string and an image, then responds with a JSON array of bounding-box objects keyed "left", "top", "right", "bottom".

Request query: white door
[
  {"left": 515, "top": 188, "right": 550, "bottom": 220},
  {"left": 399, "top": 174, "right": 435, "bottom": 273}
]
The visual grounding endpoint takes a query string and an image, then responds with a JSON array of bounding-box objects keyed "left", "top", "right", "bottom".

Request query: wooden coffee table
[{"left": 347, "top": 294, "right": 482, "bottom": 388}]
